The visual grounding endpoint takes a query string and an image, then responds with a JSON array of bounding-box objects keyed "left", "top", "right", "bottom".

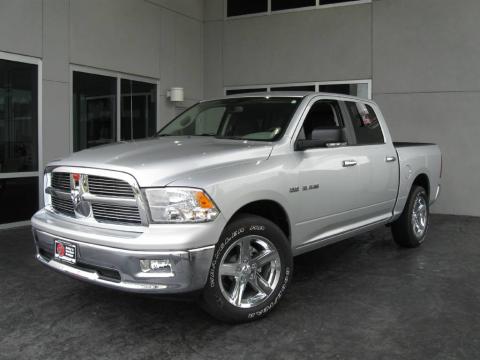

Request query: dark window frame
[
  {"left": 226, "top": 81, "right": 370, "bottom": 98},
  {"left": 0, "top": 55, "right": 41, "bottom": 226},
  {"left": 226, "top": 0, "right": 370, "bottom": 18},
  {"left": 72, "top": 69, "right": 158, "bottom": 152},
  {"left": 271, "top": 0, "right": 316, "bottom": 12},
  {"left": 226, "top": 0, "right": 268, "bottom": 17},
  {"left": 226, "top": 88, "right": 268, "bottom": 96},
  {"left": 120, "top": 79, "right": 157, "bottom": 141}
]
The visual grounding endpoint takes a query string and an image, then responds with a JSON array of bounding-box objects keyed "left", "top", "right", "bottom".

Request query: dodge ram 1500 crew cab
[{"left": 32, "top": 92, "right": 442, "bottom": 322}]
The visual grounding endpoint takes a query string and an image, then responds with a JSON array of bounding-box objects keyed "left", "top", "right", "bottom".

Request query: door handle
[
  {"left": 386, "top": 156, "right": 397, "bottom": 163},
  {"left": 343, "top": 160, "right": 357, "bottom": 167},
  {"left": 326, "top": 142, "right": 348, "bottom": 148}
]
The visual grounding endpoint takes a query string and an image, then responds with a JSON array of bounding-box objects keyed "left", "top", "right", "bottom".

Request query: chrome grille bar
[
  {"left": 51, "top": 172, "right": 70, "bottom": 191},
  {"left": 88, "top": 175, "right": 135, "bottom": 198},
  {"left": 51, "top": 196, "right": 74, "bottom": 215},
  {"left": 48, "top": 169, "right": 145, "bottom": 226},
  {"left": 92, "top": 203, "right": 141, "bottom": 225}
]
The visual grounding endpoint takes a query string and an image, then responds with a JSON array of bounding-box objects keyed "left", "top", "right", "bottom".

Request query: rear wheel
[
  {"left": 201, "top": 214, "right": 292, "bottom": 323},
  {"left": 391, "top": 185, "right": 429, "bottom": 248}
]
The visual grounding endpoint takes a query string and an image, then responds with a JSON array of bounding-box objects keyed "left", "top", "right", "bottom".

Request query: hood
[{"left": 51, "top": 137, "right": 273, "bottom": 187}]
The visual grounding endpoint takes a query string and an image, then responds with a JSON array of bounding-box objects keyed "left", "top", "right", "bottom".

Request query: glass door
[
  {"left": 120, "top": 79, "right": 157, "bottom": 141},
  {"left": 0, "top": 58, "right": 39, "bottom": 226}
]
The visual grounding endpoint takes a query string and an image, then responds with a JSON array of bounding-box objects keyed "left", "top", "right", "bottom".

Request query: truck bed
[{"left": 392, "top": 142, "right": 442, "bottom": 218}]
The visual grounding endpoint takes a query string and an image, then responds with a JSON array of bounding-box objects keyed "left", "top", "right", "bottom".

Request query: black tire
[
  {"left": 391, "top": 185, "right": 430, "bottom": 248},
  {"left": 201, "top": 214, "right": 293, "bottom": 323}
]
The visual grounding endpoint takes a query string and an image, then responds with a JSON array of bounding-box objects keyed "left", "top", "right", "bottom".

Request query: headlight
[{"left": 144, "top": 187, "right": 220, "bottom": 223}]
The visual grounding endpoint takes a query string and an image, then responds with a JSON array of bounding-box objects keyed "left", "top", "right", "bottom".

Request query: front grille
[
  {"left": 88, "top": 175, "right": 135, "bottom": 198},
  {"left": 51, "top": 196, "right": 74, "bottom": 215},
  {"left": 49, "top": 171, "right": 142, "bottom": 225},
  {"left": 92, "top": 203, "right": 141, "bottom": 225},
  {"left": 51, "top": 172, "right": 70, "bottom": 191}
]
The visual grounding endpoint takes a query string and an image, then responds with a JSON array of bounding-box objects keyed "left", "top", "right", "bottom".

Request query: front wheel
[
  {"left": 391, "top": 185, "right": 430, "bottom": 248},
  {"left": 201, "top": 214, "right": 292, "bottom": 323}
]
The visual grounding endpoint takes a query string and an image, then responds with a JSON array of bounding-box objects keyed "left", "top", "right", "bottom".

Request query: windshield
[{"left": 156, "top": 97, "right": 301, "bottom": 141}]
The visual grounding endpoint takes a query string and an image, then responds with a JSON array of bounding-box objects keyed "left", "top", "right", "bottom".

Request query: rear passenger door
[{"left": 343, "top": 101, "right": 399, "bottom": 222}]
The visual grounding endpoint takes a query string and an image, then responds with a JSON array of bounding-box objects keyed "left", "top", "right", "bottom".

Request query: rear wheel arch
[{"left": 412, "top": 173, "right": 430, "bottom": 198}]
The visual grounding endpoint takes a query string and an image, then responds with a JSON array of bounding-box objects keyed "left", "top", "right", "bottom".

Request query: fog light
[{"left": 140, "top": 259, "right": 172, "bottom": 273}]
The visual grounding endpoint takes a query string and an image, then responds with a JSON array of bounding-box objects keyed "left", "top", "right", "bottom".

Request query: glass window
[
  {"left": 318, "top": 83, "right": 369, "bottom": 99},
  {"left": 0, "top": 177, "right": 38, "bottom": 224},
  {"left": 272, "top": 0, "right": 315, "bottom": 11},
  {"left": 227, "top": 0, "right": 268, "bottom": 17},
  {"left": 318, "top": 84, "right": 354, "bottom": 96},
  {"left": 73, "top": 71, "right": 117, "bottom": 151},
  {"left": 299, "top": 100, "right": 345, "bottom": 141},
  {"left": 121, "top": 79, "right": 157, "bottom": 141},
  {"left": 226, "top": 88, "right": 268, "bottom": 96},
  {"left": 345, "top": 102, "right": 384, "bottom": 145},
  {"left": 270, "top": 85, "right": 316, "bottom": 92},
  {"left": 158, "top": 97, "right": 301, "bottom": 141},
  {"left": 320, "top": 0, "right": 359, "bottom": 5},
  {"left": 0, "top": 59, "right": 38, "bottom": 173}
]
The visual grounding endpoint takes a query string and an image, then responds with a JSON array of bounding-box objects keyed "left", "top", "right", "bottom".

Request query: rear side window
[{"left": 346, "top": 102, "right": 384, "bottom": 145}]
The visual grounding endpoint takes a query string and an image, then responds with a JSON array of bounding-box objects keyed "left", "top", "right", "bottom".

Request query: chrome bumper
[{"left": 32, "top": 229, "right": 215, "bottom": 294}]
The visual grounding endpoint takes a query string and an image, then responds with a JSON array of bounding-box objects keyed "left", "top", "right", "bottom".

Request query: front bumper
[{"left": 32, "top": 209, "right": 224, "bottom": 294}]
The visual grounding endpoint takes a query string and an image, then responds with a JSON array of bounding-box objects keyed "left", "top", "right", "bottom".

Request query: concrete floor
[{"left": 0, "top": 214, "right": 479, "bottom": 360}]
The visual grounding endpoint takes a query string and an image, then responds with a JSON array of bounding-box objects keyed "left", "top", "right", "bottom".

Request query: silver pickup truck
[{"left": 32, "top": 92, "right": 442, "bottom": 323}]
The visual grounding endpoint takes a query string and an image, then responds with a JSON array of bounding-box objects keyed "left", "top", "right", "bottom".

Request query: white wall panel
[{"left": 0, "top": 0, "right": 43, "bottom": 57}]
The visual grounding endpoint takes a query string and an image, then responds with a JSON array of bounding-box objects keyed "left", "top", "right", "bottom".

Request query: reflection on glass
[
  {"left": 121, "top": 79, "right": 157, "bottom": 141},
  {"left": 73, "top": 71, "right": 116, "bottom": 151},
  {"left": 0, "top": 59, "right": 38, "bottom": 173}
]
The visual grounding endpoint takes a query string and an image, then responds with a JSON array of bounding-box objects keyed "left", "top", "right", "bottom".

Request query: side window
[
  {"left": 346, "top": 102, "right": 384, "bottom": 145},
  {"left": 299, "top": 100, "right": 346, "bottom": 144}
]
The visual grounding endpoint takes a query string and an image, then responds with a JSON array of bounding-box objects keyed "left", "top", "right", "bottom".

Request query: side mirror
[
  {"left": 295, "top": 139, "right": 325, "bottom": 151},
  {"left": 295, "top": 128, "right": 346, "bottom": 151}
]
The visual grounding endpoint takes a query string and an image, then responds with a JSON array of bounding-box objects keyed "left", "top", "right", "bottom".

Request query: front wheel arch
[{"left": 228, "top": 199, "right": 291, "bottom": 243}]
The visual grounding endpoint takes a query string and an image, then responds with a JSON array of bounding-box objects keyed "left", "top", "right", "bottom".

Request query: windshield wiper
[{"left": 156, "top": 133, "right": 173, "bottom": 137}]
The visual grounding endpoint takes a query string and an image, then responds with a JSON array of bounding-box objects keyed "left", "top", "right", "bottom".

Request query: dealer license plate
[{"left": 54, "top": 240, "right": 77, "bottom": 264}]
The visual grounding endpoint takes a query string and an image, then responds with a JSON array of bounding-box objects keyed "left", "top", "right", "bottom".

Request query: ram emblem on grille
[{"left": 70, "top": 173, "right": 91, "bottom": 218}]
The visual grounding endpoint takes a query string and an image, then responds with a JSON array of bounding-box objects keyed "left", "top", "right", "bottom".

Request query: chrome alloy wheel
[
  {"left": 218, "top": 235, "right": 282, "bottom": 309},
  {"left": 411, "top": 193, "right": 428, "bottom": 238}
]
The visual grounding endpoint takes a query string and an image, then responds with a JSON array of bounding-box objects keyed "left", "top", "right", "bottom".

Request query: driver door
[{"left": 292, "top": 98, "right": 365, "bottom": 248}]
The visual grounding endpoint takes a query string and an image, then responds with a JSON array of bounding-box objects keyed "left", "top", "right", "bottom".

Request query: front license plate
[{"left": 54, "top": 240, "right": 77, "bottom": 264}]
